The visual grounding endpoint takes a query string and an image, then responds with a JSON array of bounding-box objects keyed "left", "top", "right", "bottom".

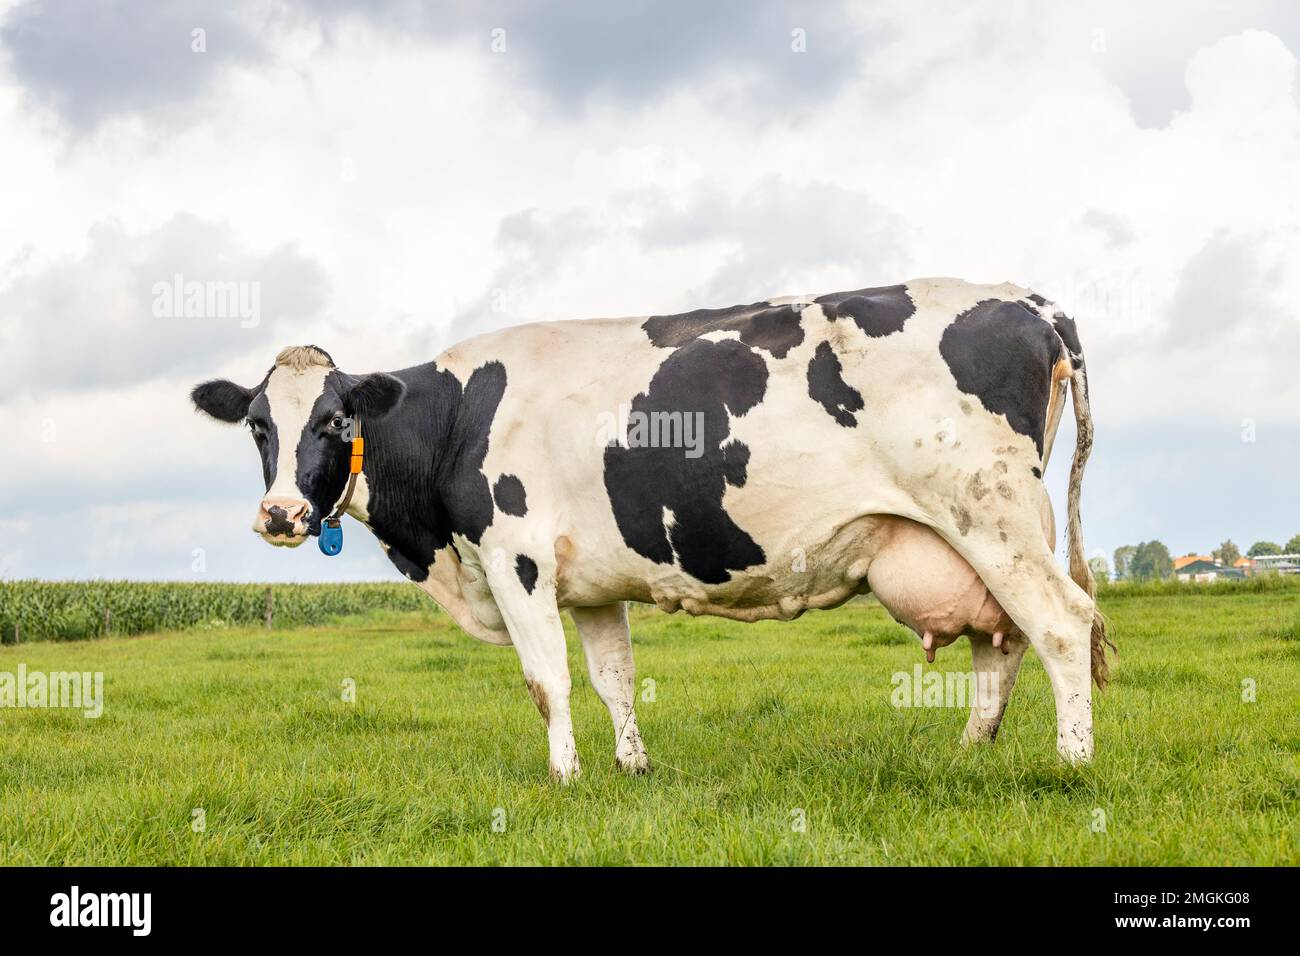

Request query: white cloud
[{"left": 1, "top": 2, "right": 1297, "bottom": 577}]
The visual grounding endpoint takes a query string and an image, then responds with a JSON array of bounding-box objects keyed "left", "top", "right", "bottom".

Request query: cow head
[{"left": 191, "top": 346, "right": 405, "bottom": 546}]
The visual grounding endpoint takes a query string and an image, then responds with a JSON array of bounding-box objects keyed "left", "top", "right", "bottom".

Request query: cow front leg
[
  {"left": 571, "top": 603, "right": 650, "bottom": 774},
  {"left": 485, "top": 551, "right": 579, "bottom": 782},
  {"left": 962, "top": 632, "right": 1029, "bottom": 745}
]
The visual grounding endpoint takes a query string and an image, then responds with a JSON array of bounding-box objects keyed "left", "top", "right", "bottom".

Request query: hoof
[
  {"left": 617, "top": 751, "right": 652, "bottom": 775},
  {"left": 549, "top": 759, "right": 582, "bottom": 784}
]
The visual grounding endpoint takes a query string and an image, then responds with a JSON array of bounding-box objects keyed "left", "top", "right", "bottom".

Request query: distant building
[
  {"left": 1175, "top": 559, "right": 1247, "bottom": 583},
  {"left": 1247, "top": 553, "right": 1300, "bottom": 575},
  {"left": 1174, "top": 554, "right": 1214, "bottom": 572}
]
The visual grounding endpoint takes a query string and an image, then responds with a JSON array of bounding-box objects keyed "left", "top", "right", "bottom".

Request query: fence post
[
  {"left": 103, "top": 606, "right": 111, "bottom": 638},
  {"left": 265, "top": 586, "right": 274, "bottom": 630}
]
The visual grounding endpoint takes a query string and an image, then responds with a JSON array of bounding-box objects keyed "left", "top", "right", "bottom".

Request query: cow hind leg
[
  {"left": 571, "top": 603, "right": 650, "bottom": 774},
  {"left": 932, "top": 511, "right": 1095, "bottom": 763},
  {"left": 962, "top": 632, "right": 1029, "bottom": 745},
  {"left": 485, "top": 551, "right": 580, "bottom": 782}
]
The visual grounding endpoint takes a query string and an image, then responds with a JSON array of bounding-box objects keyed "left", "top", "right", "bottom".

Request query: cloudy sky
[{"left": 1, "top": 0, "right": 1297, "bottom": 582}]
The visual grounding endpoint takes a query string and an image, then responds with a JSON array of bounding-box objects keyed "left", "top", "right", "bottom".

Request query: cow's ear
[
  {"left": 345, "top": 372, "right": 405, "bottom": 420},
  {"left": 192, "top": 380, "right": 254, "bottom": 423}
]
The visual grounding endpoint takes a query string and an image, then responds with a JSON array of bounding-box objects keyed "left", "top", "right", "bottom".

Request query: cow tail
[{"left": 1065, "top": 359, "right": 1116, "bottom": 690}]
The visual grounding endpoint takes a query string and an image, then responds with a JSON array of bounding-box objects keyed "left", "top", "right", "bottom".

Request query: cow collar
[{"left": 319, "top": 416, "right": 364, "bottom": 556}]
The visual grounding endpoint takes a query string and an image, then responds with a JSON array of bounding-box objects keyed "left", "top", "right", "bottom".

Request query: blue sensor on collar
[{"left": 319, "top": 519, "right": 343, "bottom": 556}]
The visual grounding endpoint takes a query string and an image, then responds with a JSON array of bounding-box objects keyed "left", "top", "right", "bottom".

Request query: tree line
[{"left": 1095, "top": 536, "right": 1300, "bottom": 582}]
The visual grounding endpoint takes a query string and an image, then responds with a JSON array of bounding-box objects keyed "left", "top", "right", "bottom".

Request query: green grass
[
  {"left": 0, "top": 580, "right": 431, "bottom": 642},
  {"left": 0, "top": 592, "right": 1296, "bottom": 865}
]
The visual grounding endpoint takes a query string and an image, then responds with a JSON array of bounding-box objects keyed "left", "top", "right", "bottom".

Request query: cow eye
[{"left": 330, "top": 414, "right": 346, "bottom": 430}]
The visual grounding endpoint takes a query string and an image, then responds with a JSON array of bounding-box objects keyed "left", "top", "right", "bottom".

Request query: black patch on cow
[
  {"left": 492, "top": 474, "right": 528, "bottom": 517},
  {"left": 603, "top": 338, "right": 768, "bottom": 584},
  {"left": 290, "top": 369, "right": 417, "bottom": 539},
  {"left": 1026, "top": 292, "right": 1047, "bottom": 306},
  {"left": 806, "top": 341, "right": 864, "bottom": 427},
  {"left": 361, "top": 365, "right": 470, "bottom": 583},
  {"left": 435, "top": 361, "right": 507, "bottom": 544},
  {"left": 1032, "top": 466, "right": 1042, "bottom": 479},
  {"left": 1050, "top": 312, "right": 1084, "bottom": 369},
  {"left": 720, "top": 440, "right": 749, "bottom": 487},
  {"left": 242, "top": 390, "right": 279, "bottom": 491},
  {"left": 384, "top": 546, "right": 429, "bottom": 582},
  {"left": 362, "top": 360, "right": 509, "bottom": 581},
  {"left": 815, "top": 284, "right": 914, "bottom": 338},
  {"left": 642, "top": 302, "right": 805, "bottom": 358},
  {"left": 515, "top": 554, "right": 539, "bottom": 594},
  {"left": 939, "top": 299, "right": 1064, "bottom": 458}
]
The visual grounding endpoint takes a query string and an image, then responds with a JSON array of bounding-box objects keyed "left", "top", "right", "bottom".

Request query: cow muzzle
[{"left": 253, "top": 497, "right": 312, "bottom": 546}]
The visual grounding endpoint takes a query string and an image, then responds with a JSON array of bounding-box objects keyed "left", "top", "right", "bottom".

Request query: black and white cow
[{"left": 193, "top": 278, "right": 1111, "bottom": 780}]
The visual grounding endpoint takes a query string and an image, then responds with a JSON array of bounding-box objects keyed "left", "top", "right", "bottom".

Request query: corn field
[{"left": 0, "top": 581, "right": 433, "bottom": 643}]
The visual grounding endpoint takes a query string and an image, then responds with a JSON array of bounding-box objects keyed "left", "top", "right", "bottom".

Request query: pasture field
[
  {"left": 0, "top": 587, "right": 1295, "bottom": 865},
  {"left": 0, "top": 581, "right": 428, "bottom": 642}
]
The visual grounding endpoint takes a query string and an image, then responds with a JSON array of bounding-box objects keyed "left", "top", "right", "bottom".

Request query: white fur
[{"left": 262, "top": 364, "right": 331, "bottom": 504}]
